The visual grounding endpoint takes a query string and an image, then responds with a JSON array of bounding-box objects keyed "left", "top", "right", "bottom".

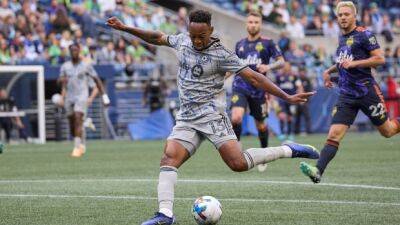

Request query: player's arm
[
  {"left": 87, "top": 86, "right": 99, "bottom": 106},
  {"left": 257, "top": 56, "right": 285, "bottom": 73},
  {"left": 238, "top": 67, "right": 314, "bottom": 104},
  {"left": 340, "top": 48, "right": 385, "bottom": 69},
  {"left": 106, "top": 17, "right": 168, "bottom": 46},
  {"left": 57, "top": 68, "right": 67, "bottom": 107},
  {"left": 322, "top": 65, "right": 337, "bottom": 89}
]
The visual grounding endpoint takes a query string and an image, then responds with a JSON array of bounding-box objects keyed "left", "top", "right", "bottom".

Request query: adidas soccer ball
[{"left": 192, "top": 196, "right": 222, "bottom": 225}]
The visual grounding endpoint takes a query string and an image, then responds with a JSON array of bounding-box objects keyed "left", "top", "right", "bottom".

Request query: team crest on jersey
[
  {"left": 346, "top": 36, "right": 354, "bottom": 46},
  {"left": 200, "top": 55, "right": 211, "bottom": 64},
  {"left": 231, "top": 94, "right": 239, "bottom": 103},
  {"left": 191, "top": 64, "right": 204, "bottom": 78},
  {"left": 369, "top": 36, "right": 377, "bottom": 45},
  {"left": 256, "top": 42, "right": 264, "bottom": 52}
]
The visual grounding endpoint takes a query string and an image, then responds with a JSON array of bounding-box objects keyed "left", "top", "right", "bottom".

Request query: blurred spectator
[
  {"left": 60, "top": 30, "right": 73, "bottom": 49},
  {"left": 0, "top": 0, "right": 13, "bottom": 19},
  {"left": 393, "top": 17, "right": 400, "bottom": 35},
  {"left": 276, "top": 2, "right": 289, "bottom": 24},
  {"left": 304, "top": 0, "right": 317, "bottom": 20},
  {"left": 51, "top": 7, "right": 70, "bottom": 33},
  {"left": 288, "top": 0, "right": 304, "bottom": 19},
  {"left": 160, "top": 16, "right": 177, "bottom": 34},
  {"left": 307, "top": 14, "right": 323, "bottom": 35},
  {"left": 286, "top": 16, "right": 305, "bottom": 39},
  {"left": 381, "top": 14, "right": 393, "bottom": 43},
  {"left": 284, "top": 40, "right": 305, "bottom": 67},
  {"left": 278, "top": 31, "right": 290, "bottom": 54},
  {"left": 98, "top": 41, "right": 116, "bottom": 65},
  {"left": 259, "top": 0, "right": 274, "bottom": 18},
  {"left": 74, "top": 5, "right": 96, "bottom": 38},
  {"left": 322, "top": 19, "right": 339, "bottom": 38},
  {"left": 370, "top": 2, "right": 383, "bottom": 34}
]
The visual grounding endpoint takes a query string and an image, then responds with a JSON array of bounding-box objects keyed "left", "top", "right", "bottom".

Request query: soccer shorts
[
  {"left": 230, "top": 91, "right": 268, "bottom": 121},
  {"left": 167, "top": 113, "right": 237, "bottom": 156},
  {"left": 65, "top": 99, "right": 87, "bottom": 116},
  {"left": 331, "top": 84, "right": 388, "bottom": 126}
]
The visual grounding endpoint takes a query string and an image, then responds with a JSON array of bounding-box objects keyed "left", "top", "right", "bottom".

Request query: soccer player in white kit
[
  {"left": 58, "top": 43, "right": 110, "bottom": 157},
  {"left": 107, "top": 10, "right": 318, "bottom": 225}
]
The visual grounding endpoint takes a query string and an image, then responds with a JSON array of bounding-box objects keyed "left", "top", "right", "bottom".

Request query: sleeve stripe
[{"left": 235, "top": 65, "right": 249, "bottom": 74}]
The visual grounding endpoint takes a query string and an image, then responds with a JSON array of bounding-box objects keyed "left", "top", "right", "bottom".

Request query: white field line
[
  {"left": 0, "top": 193, "right": 399, "bottom": 207},
  {"left": 0, "top": 178, "right": 399, "bottom": 191}
]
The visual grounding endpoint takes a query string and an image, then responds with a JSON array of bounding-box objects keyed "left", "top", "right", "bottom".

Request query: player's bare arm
[
  {"left": 323, "top": 65, "right": 338, "bottom": 88},
  {"left": 257, "top": 56, "right": 285, "bottom": 73},
  {"left": 106, "top": 17, "right": 168, "bottom": 46},
  {"left": 340, "top": 48, "right": 385, "bottom": 69},
  {"left": 238, "top": 67, "right": 314, "bottom": 104}
]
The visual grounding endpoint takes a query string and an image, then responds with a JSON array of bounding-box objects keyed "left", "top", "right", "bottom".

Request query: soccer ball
[
  {"left": 192, "top": 196, "right": 222, "bottom": 225},
  {"left": 51, "top": 94, "right": 62, "bottom": 105}
]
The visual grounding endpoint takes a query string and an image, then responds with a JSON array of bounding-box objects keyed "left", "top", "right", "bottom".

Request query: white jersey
[
  {"left": 60, "top": 61, "right": 97, "bottom": 102},
  {"left": 167, "top": 33, "right": 247, "bottom": 122}
]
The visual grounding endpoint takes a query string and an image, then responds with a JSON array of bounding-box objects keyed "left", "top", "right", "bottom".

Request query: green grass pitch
[{"left": 0, "top": 133, "right": 399, "bottom": 225}]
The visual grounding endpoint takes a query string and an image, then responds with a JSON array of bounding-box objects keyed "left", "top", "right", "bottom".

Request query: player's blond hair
[{"left": 335, "top": 1, "right": 357, "bottom": 15}]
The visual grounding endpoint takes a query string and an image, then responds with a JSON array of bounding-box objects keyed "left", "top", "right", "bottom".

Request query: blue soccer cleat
[
  {"left": 283, "top": 142, "right": 319, "bottom": 159},
  {"left": 141, "top": 212, "right": 176, "bottom": 225}
]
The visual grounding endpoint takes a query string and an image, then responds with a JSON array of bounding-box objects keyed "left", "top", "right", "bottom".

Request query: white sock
[
  {"left": 74, "top": 137, "right": 82, "bottom": 148},
  {"left": 158, "top": 166, "right": 177, "bottom": 218},
  {"left": 243, "top": 145, "right": 292, "bottom": 170}
]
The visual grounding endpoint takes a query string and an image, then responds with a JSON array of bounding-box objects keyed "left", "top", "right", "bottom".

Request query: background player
[
  {"left": 231, "top": 11, "right": 285, "bottom": 172},
  {"left": 300, "top": 1, "right": 400, "bottom": 183},
  {"left": 275, "top": 62, "right": 302, "bottom": 141},
  {"left": 58, "top": 43, "right": 110, "bottom": 158},
  {"left": 107, "top": 10, "right": 318, "bottom": 225}
]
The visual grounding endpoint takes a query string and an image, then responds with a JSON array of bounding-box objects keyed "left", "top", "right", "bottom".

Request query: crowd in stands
[
  {"left": 207, "top": 0, "right": 400, "bottom": 40},
  {"left": 0, "top": 0, "right": 187, "bottom": 79}
]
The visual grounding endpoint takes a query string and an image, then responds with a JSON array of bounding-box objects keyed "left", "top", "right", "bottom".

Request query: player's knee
[
  {"left": 160, "top": 153, "right": 176, "bottom": 166},
  {"left": 256, "top": 123, "right": 266, "bottom": 132},
  {"left": 327, "top": 129, "right": 343, "bottom": 141},
  {"left": 227, "top": 159, "right": 248, "bottom": 172}
]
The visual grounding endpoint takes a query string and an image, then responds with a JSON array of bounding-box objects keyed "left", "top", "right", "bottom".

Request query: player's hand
[
  {"left": 339, "top": 60, "right": 356, "bottom": 69},
  {"left": 323, "top": 71, "right": 333, "bottom": 89},
  {"left": 58, "top": 97, "right": 64, "bottom": 107},
  {"left": 106, "top": 17, "right": 126, "bottom": 30},
  {"left": 286, "top": 92, "right": 315, "bottom": 104},
  {"left": 102, "top": 94, "right": 110, "bottom": 107},
  {"left": 257, "top": 64, "right": 270, "bottom": 74}
]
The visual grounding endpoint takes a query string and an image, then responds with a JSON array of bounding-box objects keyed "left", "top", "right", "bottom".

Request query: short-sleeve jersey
[
  {"left": 167, "top": 33, "right": 247, "bottom": 121},
  {"left": 233, "top": 37, "right": 282, "bottom": 98},
  {"left": 60, "top": 61, "right": 97, "bottom": 102},
  {"left": 335, "top": 27, "right": 380, "bottom": 98},
  {"left": 275, "top": 73, "right": 298, "bottom": 95}
]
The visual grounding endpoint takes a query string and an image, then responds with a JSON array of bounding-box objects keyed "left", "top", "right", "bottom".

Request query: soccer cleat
[
  {"left": 283, "top": 142, "right": 319, "bottom": 159},
  {"left": 141, "top": 212, "right": 176, "bottom": 225},
  {"left": 257, "top": 163, "right": 268, "bottom": 172},
  {"left": 300, "top": 162, "right": 321, "bottom": 183}
]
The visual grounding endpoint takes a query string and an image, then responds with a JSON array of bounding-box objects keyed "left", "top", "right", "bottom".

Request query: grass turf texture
[{"left": 0, "top": 133, "right": 399, "bottom": 225}]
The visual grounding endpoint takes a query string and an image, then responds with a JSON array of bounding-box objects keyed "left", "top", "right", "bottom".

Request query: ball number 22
[{"left": 369, "top": 103, "right": 385, "bottom": 117}]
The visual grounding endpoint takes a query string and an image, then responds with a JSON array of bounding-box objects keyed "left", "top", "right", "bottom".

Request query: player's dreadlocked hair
[{"left": 189, "top": 10, "right": 212, "bottom": 25}]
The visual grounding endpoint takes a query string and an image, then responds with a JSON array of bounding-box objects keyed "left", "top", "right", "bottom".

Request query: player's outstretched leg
[
  {"left": 141, "top": 140, "right": 189, "bottom": 225},
  {"left": 218, "top": 140, "right": 319, "bottom": 173},
  {"left": 300, "top": 124, "right": 347, "bottom": 183}
]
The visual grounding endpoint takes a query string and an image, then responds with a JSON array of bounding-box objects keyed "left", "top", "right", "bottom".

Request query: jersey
[
  {"left": 233, "top": 37, "right": 282, "bottom": 99},
  {"left": 335, "top": 26, "right": 380, "bottom": 98},
  {"left": 275, "top": 73, "right": 299, "bottom": 95},
  {"left": 167, "top": 33, "right": 247, "bottom": 122},
  {"left": 60, "top": 61, "right": 97, "bottom": 102}
]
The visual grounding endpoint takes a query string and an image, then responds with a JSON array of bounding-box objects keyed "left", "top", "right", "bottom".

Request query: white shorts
[
  {"left": 65, "top": 100, "right": 87, "bottom": 116},
  {"left": 167, "top": 113, "right": 237, "bottom": 155}
]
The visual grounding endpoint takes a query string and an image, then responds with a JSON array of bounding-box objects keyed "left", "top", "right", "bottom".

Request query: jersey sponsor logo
[
  {"left": 191, "top": 64, "right": 204, "bottom": 78},
  {"left": 346, "top": 36, "right": 354, "bottom": 46},
  {"left": 240, "top": 54, "right": 262, "bottom": 66},
  {"left": 336, "top": 50, "right": 354, "bottom": 63},
  {"left": 255, "top": 42, "right": 264, "bottom": 52},
  {"left": 239, "top": 45, "right": 244, "bottom": 52}
]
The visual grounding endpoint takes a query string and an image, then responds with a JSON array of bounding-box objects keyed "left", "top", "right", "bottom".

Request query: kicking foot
[
  {"left": 300, "top": 162, "right": 321, "bottom": 183},
  {"left": 141, "top": 212, "right": 175, "bottom": 225},
  {"left": 283, "top": 142, "right": 319, "bottom": 159}
]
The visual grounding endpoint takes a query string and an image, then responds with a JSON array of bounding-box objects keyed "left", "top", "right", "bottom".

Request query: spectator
[
  {"left": 284, "top": 40, "right": 305, "bottom": 67},
  {"left": 0, "top": 15, "right": 16, "bottom": 40},
  {"left": 295, "top": 67, "right": 312, "bottom": 135},
  {"left": 381, "top": 14, "right": 393, "bottom": 43},
  {"left": 393, "top": 17, "right": 400, "bottom": 34},
  {"left": 60, "top": 30, "right": 73, "bottom": 49},
  {"left": 74, "top": 5, "right": 96, "bottom": 38},
  {"left": 98, "top": 41, "right": 116, "bottom": 65},
  {"left": 0, "top": 0, "right": 13, "bottom": 19},
  {"left": 276, "top": 2, "right": 290, "bottom": 24},
  {"left": 51, "top": 7, "right": 70, "bottom": 33},
  {"left": 259, "top": 0, "right": 274, "bottom": 18},
  {"left": 278, "top": 31, "right": 290, "bottom": 54},
  {"left": 307, "top": 14, "right": 323, "bottom": 35},
  {"left": 160, "top": 16, "right": 177, "bottom": 34},
  {"left": 322, "top": 19, "right": 339, "bottom": 38},
  {"left": 286, "top": 16, "right": 305, "bottom": 39},
  {"left": 304, "top": 0, "right": 317, "bottom": 20},
  {"left": 288, "top": 0, "right": 304, "bottom": 19},
  {"left": 370, "top": 2, "right": 383, "bottom": 34},
  {"left": 0, "top": 38, "right": 11, "bottom": 64}
]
